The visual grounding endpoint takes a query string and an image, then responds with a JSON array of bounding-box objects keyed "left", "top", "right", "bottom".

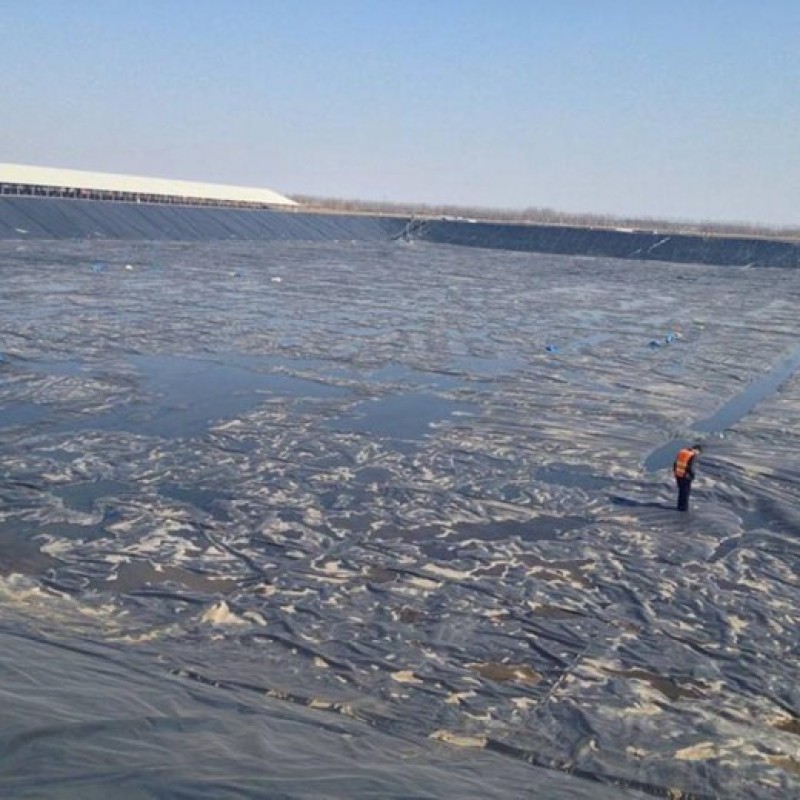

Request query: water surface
[{"left": 1, "top": 239, "right": 799, "bottom": 799}]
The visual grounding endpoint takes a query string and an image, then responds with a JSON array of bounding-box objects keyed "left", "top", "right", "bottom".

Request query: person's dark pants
[{"left": 676, "top": 477, "right": 692, "bottom": 511}]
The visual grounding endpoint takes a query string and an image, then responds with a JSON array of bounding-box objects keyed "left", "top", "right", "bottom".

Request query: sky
[{"left": 3, "top": 0, "right": 799, "bottom": 226}]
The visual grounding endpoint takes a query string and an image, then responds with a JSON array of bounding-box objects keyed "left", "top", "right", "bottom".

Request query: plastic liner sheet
[
  {"left": 4, "top": 197, "right": 800, "bottom": 270},
  {"left": 0, "top": 197, "right": 405, "bottom": 242},
  {"left": 1, "top": 240, "right": 799, "bottom": 799},
  {"left": 415, "top": 219, "right": 800, "bottom": 268}
]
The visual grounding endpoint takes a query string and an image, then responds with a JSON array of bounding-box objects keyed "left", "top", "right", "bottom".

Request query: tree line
[{"left": 289, "top": 194, "right": 800, "bottom": 242}]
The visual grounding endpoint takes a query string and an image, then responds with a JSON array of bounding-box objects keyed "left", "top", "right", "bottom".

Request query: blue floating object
[
  {"left": 545, "top": 344, "right": 559, "bottom": 353},
  {"left": 664, "top": 333, "right": 676, "bottom": 344},
  {"left": 90, "top": 262, "right": 106, "bottom": 273}
]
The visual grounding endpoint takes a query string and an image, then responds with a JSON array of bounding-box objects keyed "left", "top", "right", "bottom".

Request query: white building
[{"left": 0, "top": 163, "right": 297, "bottom": 209}]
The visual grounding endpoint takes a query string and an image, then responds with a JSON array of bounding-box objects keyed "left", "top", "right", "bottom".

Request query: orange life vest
[{"left": 673, "top": 448, "right": 695, "bottom": 478}]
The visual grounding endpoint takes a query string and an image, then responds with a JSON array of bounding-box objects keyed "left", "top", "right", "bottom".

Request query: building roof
[{"left": 0, "top": 163, "right": 297, "bottom": 207}]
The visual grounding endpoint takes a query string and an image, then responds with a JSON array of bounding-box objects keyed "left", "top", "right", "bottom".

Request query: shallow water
[
  {"left": 644, "top": 344, "right": 800, "bottom": 471},
  {"left": 1, "top": 240, "right": 799, "bottom": 798}
]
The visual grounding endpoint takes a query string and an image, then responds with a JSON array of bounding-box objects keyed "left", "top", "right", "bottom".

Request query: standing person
[{"left": 673, "top": 444, "right": 702, "bottom": 512}]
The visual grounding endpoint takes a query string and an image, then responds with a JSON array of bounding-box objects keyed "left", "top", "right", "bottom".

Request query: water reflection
[{"left": 327, "top": 392, "right": 477, "bottom": 440}]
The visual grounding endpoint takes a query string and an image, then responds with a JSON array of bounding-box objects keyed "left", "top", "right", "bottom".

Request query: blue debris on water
[{"left": 650, "top": 332, "right": 679, "bottom": 347}]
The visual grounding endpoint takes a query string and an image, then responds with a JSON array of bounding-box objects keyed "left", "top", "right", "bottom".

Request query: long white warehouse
[{"left": 0, "top": 163, "right": 298, "bottom": 208}]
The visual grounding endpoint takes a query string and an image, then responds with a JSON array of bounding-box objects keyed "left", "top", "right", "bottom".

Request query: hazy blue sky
[{"left": 4, "top": 1, "right": 799, "bottom": 225}]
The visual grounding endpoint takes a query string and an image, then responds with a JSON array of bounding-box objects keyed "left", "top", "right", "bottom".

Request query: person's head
[{"left": 692, "top": 443, "right": 703, "bottom": 454}]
